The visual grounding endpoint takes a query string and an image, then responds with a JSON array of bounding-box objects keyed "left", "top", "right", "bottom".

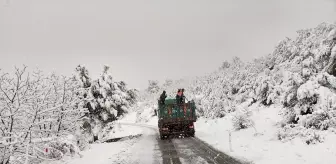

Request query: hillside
[{"left": 137, "top": 22, "right": 336, "bottom": 164}]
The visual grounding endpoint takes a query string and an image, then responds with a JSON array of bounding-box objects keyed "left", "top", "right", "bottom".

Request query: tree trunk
[
  {"left": 93, "top": 135, "right": 98, "bottom": 142},
  {"left": 327, "top": 59, "right": 336, "bottom": 76},
  {"left": 1, "top": 156, "right": 10, "bottom": 164}
]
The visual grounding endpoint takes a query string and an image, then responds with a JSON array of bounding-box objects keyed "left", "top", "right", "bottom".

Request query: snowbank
[
  {"left": 99, "top": 109, "right": 159, "bottom": 142},
  {"left": 100, "top": 112, "right": 144, "bottom": 141},
  {"left": 45, "top": 139, "right": 138, "bottom": 164}
]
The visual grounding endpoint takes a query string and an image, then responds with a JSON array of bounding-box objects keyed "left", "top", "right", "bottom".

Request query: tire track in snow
[
  {"left": 157, "top": 138, "right": 182, "bottom": 164},
  {"left": 119, "top": 122, "right": 183, "bottom": 164},
  {"left": 118, "top": 122, "right": 250, "bottom": 164}
]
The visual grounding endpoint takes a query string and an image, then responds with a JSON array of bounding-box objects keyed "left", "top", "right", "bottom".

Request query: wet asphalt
[{"left": 154, "top": 135, "right": 249, "bottom": 164}]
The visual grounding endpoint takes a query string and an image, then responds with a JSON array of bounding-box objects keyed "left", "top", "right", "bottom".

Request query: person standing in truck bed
[
  {"left": 181, "top": 88, "right": 186, "bottom": 103},
  {"left": 176, "top": 89, "right": 182, "bottom": 104},
  {"left": 159, "top": 90, "right": 167, "bottom": 105}
]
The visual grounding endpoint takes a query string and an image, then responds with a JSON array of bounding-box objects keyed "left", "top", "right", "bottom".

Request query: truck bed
[{"left": 157, "top": 100, "right": 197, "bottom": 121}]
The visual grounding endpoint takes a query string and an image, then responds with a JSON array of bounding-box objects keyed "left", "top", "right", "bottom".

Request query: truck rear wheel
[{"left": 160, "top": 134, "right": 165, "bottom": 140}]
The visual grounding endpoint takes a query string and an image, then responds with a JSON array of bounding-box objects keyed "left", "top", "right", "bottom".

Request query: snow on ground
[
  {"left": 195, "top": 104, "right": 336, "bottom": 164},
  {"left": 179, "top": 156, "right": 208, "bottom": 164},
  {"left": 43, "top": 138, "right": 137, "bottom": 164},
  {"left": 52, "top": 129, "right": 159, "bottom": 164},
  {"left": 102, "top": 112, "right": 144, "bottom": 140},
  {"left": 49, "top": 112, "right": 161, "bottom": 164},
  {"left": 145, "top": 115, "right": 158, "bottom": 127},
  {"left": 112, "top": 127, "right": 161, "bottom": 164}
]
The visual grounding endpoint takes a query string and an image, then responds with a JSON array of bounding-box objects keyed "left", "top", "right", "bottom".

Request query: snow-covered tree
[
  {"left": 146, "top": 80, "right": 160, "bottom": 94},
  {"left": 74, "top": 65, "right": 138, "bottom": 141},
  {"left": 75, "top": 65, "right": 92, "bottom": 88},
  {"left": 163, "top": 79, "right": 173, "bottom": 88},
  {"left": 220, "top": 60, "right": 230, "bottom": 69},
  {"left": 0, "top": 66, "right": 88, "bottom": 164},
  {"left": 232, "top": 107, "right": 254, "bottom": 130}
]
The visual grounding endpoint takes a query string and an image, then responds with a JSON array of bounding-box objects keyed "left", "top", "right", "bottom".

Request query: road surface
[
  {"left": 156, "top": 136, "right": 247, "bottom": 164},
  {"left": 116, "top": 123, "right": 249, "bottom": 164}
]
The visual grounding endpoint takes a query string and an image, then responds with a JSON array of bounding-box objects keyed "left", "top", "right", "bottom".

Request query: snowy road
[
  {"left": 60, "top": 122, "right": 247, "bottom": 164},
  {"left": 117, "top": 122, "right": 246, "bottom": 164},
  {"left": 156, "top": 136, "right": 245, "bottom": 164}
]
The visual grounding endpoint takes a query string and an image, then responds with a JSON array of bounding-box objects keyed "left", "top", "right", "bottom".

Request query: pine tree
[{"left": 74, "top": 65, "right": 137, "bottom": 142}]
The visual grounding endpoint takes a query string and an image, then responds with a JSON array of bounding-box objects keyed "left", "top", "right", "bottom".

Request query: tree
[
  {"left": 0, "top": 66, "right": 88, "bottom": 164},
  {"left": 163, "top": 79, "right": 173, "bottom": 87},
  {"left": 147, "top": 80, "right": 160, "bottom": 94},
  {"left": 74, "top": 65, "right": 137, "bottom": 142},
  {"left": 221, "top": 60, "right": 230, "bottom": 69},
  {"left": 75, "top": 65, "right": 92, "bottom": 88}
]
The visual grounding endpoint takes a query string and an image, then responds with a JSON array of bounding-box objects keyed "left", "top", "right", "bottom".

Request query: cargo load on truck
[{"left": 157, "top": 89, "right": 197, "bottom": 140}]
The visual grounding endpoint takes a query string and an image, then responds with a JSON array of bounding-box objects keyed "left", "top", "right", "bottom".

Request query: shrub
[
  {"left": 277, "top": 124, "right": 303, "bottom": 141},
  {"left": 232, "top": 108, "right": 254, "bottom": 130},
  {"left": 281, "top": 108, "right": 298, "bottom": 125},
  {"left": 41, "top": 135, "right": 83, "bottom": 161},
  {"left": 302, "top": 111, "right": 329, "bottom": 130},
  {"left": 305, "top": 133, "right": 324, "bottom": 145},
  {"left": 227, "top": 104, "right": 236, "bottom": 113},
  {"left": 302, "top": 129, "right": 325, "bottom": 145},
  {"left": 231, "top": 87, "right": 239, "bottom": 95},
  {"left": 282, "top": 84, "right": 299, "bottom": 108},
  {"left": 299, "top": 110, "right": 336, "bottom": 130},
  {"left": 277, "top": 124, "right": 324, "bottom": 144}
]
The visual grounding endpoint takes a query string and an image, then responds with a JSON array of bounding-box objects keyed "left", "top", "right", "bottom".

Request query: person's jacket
[{"left": 160, "top": 93, "right": 167, "bottom": 100}]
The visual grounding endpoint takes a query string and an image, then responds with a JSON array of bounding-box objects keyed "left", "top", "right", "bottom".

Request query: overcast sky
[{"left": 1, "top": 0, "right": 336, "bottom": 90}]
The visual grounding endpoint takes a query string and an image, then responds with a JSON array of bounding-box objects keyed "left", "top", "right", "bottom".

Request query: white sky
[{"left": 1, "top": 0, "right": 336, "bottom": 90}]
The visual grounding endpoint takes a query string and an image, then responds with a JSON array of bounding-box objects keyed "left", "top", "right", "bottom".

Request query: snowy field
[{"left": 195, "top": 104, "right": 336, "bottom": 164}]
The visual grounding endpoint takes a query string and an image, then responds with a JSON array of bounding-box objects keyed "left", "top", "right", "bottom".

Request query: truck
[{"left": 157, "top": 98, "right": 197, "bottom": 140}]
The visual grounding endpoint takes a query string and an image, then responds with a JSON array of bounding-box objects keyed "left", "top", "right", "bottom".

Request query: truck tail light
[{"left": 189, "top": 123, "right": 194, "bottom": 128}]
